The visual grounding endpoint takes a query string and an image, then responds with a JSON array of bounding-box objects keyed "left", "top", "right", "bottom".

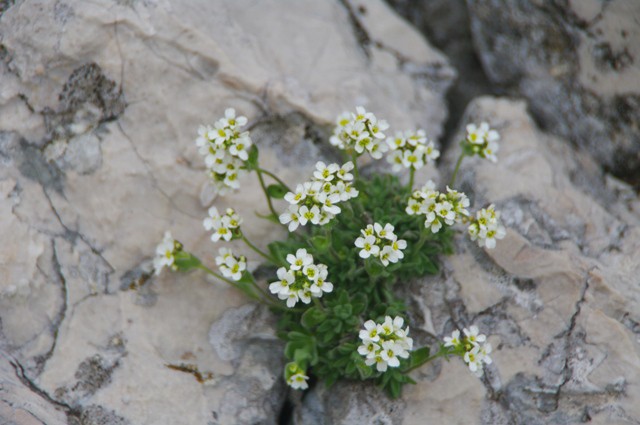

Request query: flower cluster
[
  {"left": 355, "top": 223, "right": 407, "bottom": 266},
  {"left": 444, "top": 326, "right": 492, "bottom": 377},
  {"left": 196, "top": 108, "right": 252, "bottom": 194},
  {"left": 269, "top": 248, "right": 333, "bottom": 308},
  {"left": 329, "top": 106, "right": 389, "bottom": 159},
  {"left": 215, "top": 248, "right": 247, "bottom": 281},
  {"left": 153, "top": 231, "right": 182, "bottom": 275},
  {"left": 358, "top": 316, "right": 413, "bottom": 372},
  {"left": 467, "top": 204, "right": 506, "bottom": 249},
  {"left": 285, "top": 363, "right": 310, "bottom": 390},
  {"left": 406, "top": 181, "right": 470, "bottom": 233},
  {"left": 279, "top": 161, "right": 359, "bottom": 231},
  {"left": 464, "top": 122, "right": 500, "bottom": 162},
  {"left": 386, "top": 130, "right": 440, "bottom": 171},
  {"left": 203, "top": 207, "right": 242, "bottom": 242}
]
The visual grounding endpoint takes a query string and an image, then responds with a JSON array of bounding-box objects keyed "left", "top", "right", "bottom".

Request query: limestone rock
[
  {"left": 292, "top": 96, "right": 640, "bottom": 424},
  {"left": 467, "top": 0, "right": 640, "bottom": 184},
  {"left": 0, "top": 0, "right": 451, "bottom": 423}
]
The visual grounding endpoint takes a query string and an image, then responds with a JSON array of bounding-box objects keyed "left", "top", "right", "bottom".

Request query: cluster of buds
[
  {"left": 406, "top": 181, "right": 470, "bottom": 233},
  {"left": 358, "top": 316, "right": 413, "bottom": 372},
  {"left": 269, "top": 248, "right": 333, "bottom": 308},
  {"left": 215, "top": 248, "right": 247, "bottom": 281},
  {"left": 354, "top": 223, "right": 407, "bottom": 267},
  {"left": 463, "top": 122, "right": 500, "bottom": 162},
  {"left": 285, "top": 362, "right": 310, "bottom": 390},
  {"left": 279, "top": 161, "right": 359, "bottom": 231},
  {"left": 467, "top": 204, "right": 506, "bottom": 249},
  {"left": 444, "top": 326, "right": 492, "bottom": 377},
  {"left": 329, "top": 106, "right": 389, "bottom": 159},
  {"left": 196, "top": 108, "right": 252, "bottom": 195},
  {"left": 153, "top": 231, "right": 182, "bottom": 275},
  {"left": 386, "top": 130, "right": 440, "bottom": 171},
  {"left": 203, "top": 207, "right": 242, "bottom": 242}
]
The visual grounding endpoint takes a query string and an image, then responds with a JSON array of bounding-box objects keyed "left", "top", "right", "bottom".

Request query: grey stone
[{"left": 467, "top": 0, "right": 640, "bottom": 184}]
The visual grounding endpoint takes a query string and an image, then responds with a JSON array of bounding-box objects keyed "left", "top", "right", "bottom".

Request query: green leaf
[
  {"left": 333, "top": 304, "right": 352, "bottom": 320},
  {"left": 246, "top": 145, "right": 259, "bottom": 170},
  {"left": 172, "top": 251, "right": 201, "bottom": 271},
  {"left": 301, "top": 307, "right": 327, "bottom": 329},
  {"left": 403, "top": 346, "right": 430, "bottom": 372},
  {"left": 266, "top": 183, "right": 288, "bottom": 199},
  {"left": 255, "top": 211, "right": 280, "bottom": 224},
  {"left": 309, "top": 236, "right": 330, "bottom": 253},
  {"left": 364, "top": 258, "right": 385, "bottom": 278}
]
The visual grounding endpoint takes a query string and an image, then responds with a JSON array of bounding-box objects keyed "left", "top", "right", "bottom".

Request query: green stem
[
  {"left": 197, "top": 264, "right": 237, "bottom": 287},
  {"left": 350, "top": 151, "right": 360, "bottom": 179},
  {"left": 240, "top": 233, "right": 277, "bottom": 264},
  {"left": 257, "top": 167, "right": 292, "bottom": 192},
  {"left": 312, "top": 297, "right": 325, "bottom": 311},
  {"left": 408, "top": 168, "right": 415, "bottom": 193},
  {"left": 255, "top": 168, "right": 279, "bottom": 219},
  {"left": 414, "top": 229, "right": 429, "bottom": 252},
  {"left": 449, "top": 153, "right": 466, "bottom": 188},
  {"left": 403, "top": 345, "right": 451, "bottom": 373}
]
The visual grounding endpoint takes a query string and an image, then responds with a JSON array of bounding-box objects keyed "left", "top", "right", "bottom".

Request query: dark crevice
[
  {"left": 385, "top": 0, "right": 498, "bottom": 151},
  {"left": 277, "top": 396, "right": 294, "bottom": 425},
  {"left": 337, "top": 0, "right": 371, "bottom": 58}
]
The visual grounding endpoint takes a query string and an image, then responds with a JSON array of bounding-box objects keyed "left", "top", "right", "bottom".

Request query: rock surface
[
  {"left": 467, "top": 0, "right": 640, "bottom": 185},
  {"left": 293, "top": 97, "right": 640, "bottom": 424},
  {"left": 0, "top": 0, "right": 452, "bottom": 424}
]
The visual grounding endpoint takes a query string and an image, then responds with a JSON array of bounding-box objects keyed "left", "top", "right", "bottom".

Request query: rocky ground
[{"left": 0, "top": 1, "right": 639, "bottom": 424}]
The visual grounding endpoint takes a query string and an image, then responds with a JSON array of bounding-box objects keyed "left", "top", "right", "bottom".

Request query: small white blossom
[
  {"left": 354, "top": 223, "right": 406, "bottom": 267},
  {"left": 273, "top": 250, "right": 333, "bottom": 307},
  {"left": 153, "top": 231, "right": 179, "bottom": 275},
  {"left": 330, "top": 107, "right": 388, "bottom": 160},
  {"left": 287, "top": 371, "right": 309, "bottom": 390},
  {"left": 358, "top": 316, "right": 413, "bottom": 373},
  {"left": 464, "top": 122, "right": 500, "bottom": 162},
  {"left": 385, "top": 129, "right": 440, "bottom": 172},
  {"left": 219, "top": 254, "right": 246, "bottom": 281},
  {"left": 445, "top": 326, "right": 492, "bottom": 379},
  {"left": 468, "top": 204, "right": 506, "bottom": 249},
  {"left": 269, "top": 267, "right": 295, "bottom": 296}
]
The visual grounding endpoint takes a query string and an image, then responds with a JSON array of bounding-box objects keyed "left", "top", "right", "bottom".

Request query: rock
[
  {"left": 291, "top": 96, "right": 640, "bottom": 424},
  {"left": 0, "top": 0, "right": 451, "bottom": 424},
  {"left": 0, "top": 352, "right": 68, "bottom": 425},
  {"left": 467, "top": 0, "right": 640, "bottom": 185}
]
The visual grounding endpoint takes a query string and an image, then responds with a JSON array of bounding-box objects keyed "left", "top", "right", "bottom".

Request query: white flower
[
  {"left": 215, "top": 247, "right": 233, "bottom": 266},
  {"left": 269, "top": 267, "right": 294, "bottom": 295},
  {"left": 463, "top": 325, "right": 487, "bottom": 347},
  {"left": 287, "top": 371, "right": 309, "bottom": 390},
  {"left": 464, "top": 346, "right": 484, "bottom": 377},
  {"left": 444, "top": 329, "right": 461, "bottom": 348},
  {"left": 284, "top": 184, "right": 306, "bottom": 205},
  {"left": 330, "top": 107, "right": 388, "bottom": 159},
  {"left": 313, "top": 161, "right": 339, "bottom": 182},
  {"left": 358, "top": 341, "right": 380, "bottom": 358},
  {"left": 469, "top": 205, "right": 506, "bottom": 249},
  {"left": 298, "top": 205, "right": 321, "bottom": 226},
  {"left": 153, "top": 231, "right": 178, "bottom": 275},
  {"left": 465, "top": 121, "right": 500, "bottom": 162},
  {"left": 380, "top": 340, "right": 401, "bottom": 368},
  {"left": 358, "top": 316, "right": 413, "bottom": 372},
  {"left": 220, "top": 255, "right": 246, "bottom": 281},
  {"left": 355, "top": 235, "right": 380, "bottom": 259},
  {"left": 279, "top": 205, "right": 301, "bottom": 232},
  {"left": 359, "top": 320, "right": 380, "bottom": 343},
  {"left": 365, "top": 355, "right": 389, "bottom": 372},
  {"left": 374, "top": 223, "right": 396, "bottom": 241},
  {"left": 221, "top": 108, "right": 248, "bottom": 129},
  {"left": 337, "top": 162, "right": 354, "bottom": 181},
  {"left": 287, "top": 248, "right": 313, "bottom": 271}
]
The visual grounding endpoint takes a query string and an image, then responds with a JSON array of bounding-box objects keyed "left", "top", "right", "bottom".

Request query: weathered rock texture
[
  {"left": 294, "top": 97, "right": 640, "bottom": 425},
  {"left": 0, "top": 0, "right": 452, "bottom": 424},
  {"left": 467, "top": 0, "right": 640, "bottom": 185}
]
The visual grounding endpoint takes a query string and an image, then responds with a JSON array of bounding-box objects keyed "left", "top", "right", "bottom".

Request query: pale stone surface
[
  {"left": 0, "top": 0, "right": 452, "bottom": 424},
  {"left": 292, "top": 97, "right": 640, "bottom": 424},
  {"left": 467, "top": 0, "right": 640, "bottom": 182}
]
